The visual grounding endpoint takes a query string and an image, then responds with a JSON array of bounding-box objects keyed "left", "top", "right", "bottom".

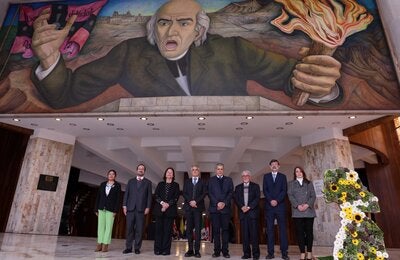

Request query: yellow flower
[
  {"left": 359, "top": 192, "right": 366, "bottom": 197},
  {"left": 355, "top": 183, "right": 361, "bottom": 189},
  {"left": 351, "top": 231, "right": 358, "bottom": 238},
  {"left": 370, "top": 247, "right": 377, "bottom": 254},
  {"left": 330, "top": 184, "right": 339, "bottom": 192},
  {"left": 353, "top": 213, "right": 363, "bottom": 223},
  {"left": 376, "top": 256, "right": 384, "bottom": 260},
  {"left": 338, "top": 179, "right": 345, "bottom": 185},
  {"left": 341, "top": 192, "right": 347, "bottom": 197},
  {"left": 357, "top": 252, "right": 364, "bottom": 260},
  {"left": 337, "top": 251, "right": 343, "bottom": 258},
  {"left": 352, "top": 239, "right": 359, "bottom": 245}
]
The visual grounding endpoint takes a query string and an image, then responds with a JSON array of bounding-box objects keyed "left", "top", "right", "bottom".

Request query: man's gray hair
[
  {"left": 146, "top": 9, "right": 210, "bottom": 47},
  {"left": 242, "top": 170, "right": 251, "bottom": 176}
]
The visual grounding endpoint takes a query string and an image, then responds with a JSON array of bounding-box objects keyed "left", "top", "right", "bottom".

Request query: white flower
[
  {"left": 371, "top": 196, "right": 379, "bottom": 202},
  {"left": 382, "top": 252, "right": 389, "bottom": 258},
  {"left": 377, "top": 251, "right": 383, "bottom": 257}
]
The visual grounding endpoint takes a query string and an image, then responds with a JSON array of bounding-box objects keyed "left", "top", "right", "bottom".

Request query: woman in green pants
[{"left": 94, "top": 169, "right": 121, "bottom": 252}]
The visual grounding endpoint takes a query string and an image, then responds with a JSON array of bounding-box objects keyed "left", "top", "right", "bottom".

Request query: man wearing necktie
[
  {"left": 183, "top": 165, "right": 207, "bottom": 258},
  {"left": 122, "top": 164, "right": 153, "bottom": 255},
  {"left": 208, "top": 163, "right": 234, "bottom": 258},
  {"left": 263, "top": 159, "right": 289, "bottom": 260},
  {"left": 234, "top": 170, "right": 261, "bottom": 260}
]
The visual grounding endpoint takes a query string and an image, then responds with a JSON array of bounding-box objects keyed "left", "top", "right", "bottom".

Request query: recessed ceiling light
[
  {"left": 116, "top": 128, "right": 124, "bottom": 131},
  {"left": 13, "top": 118, "right": 20, "bottom": 122},
  {"left": 107, "top": 123, "right": 114, "bottom": 126},
  {"left": 97, "top": 117, "right": 104, "bottom": 121},
  {"left": 331, "top": 121, "right": 341, "bottom": 125},
  {"left": 55, "top": 118, "right": 62, "bottom": 121},
  {"left": 152, "top": 128, "right": 160, "bottom": 130},
  {"left": 30, "top": 123, "right": 38, "bottom": 126},
  {"left": 246, "top": 116, "right": 254, "bottom": 120},
  {"left": 317, "top": 126, "right": 325, "bottom": 130},
  {"left": 198, "top": 117, "right": 206, "bottom": 120},
  {"left": 140, "top": 117, "right": 148, "bottom": 120},
  {"left": 285, "top": 122, "right": 293, "bottom": 125},
  {"left": 236, "top": 127, "right": 243, "bottom": 130},
  {"left": 147, "top": 123, "right": 155, "bottom": 126},
  {"left": 348, "top": 115, "right": 357, "bottom": 119},
  {"left": 296, "top": 116, "right": 304, "bottom": 119},
  {"left": 198, "top": 123, "right": 206, "bottom": 126},
  {"left": 198, "top": 127, "right": 206, "bottom": 130},
  {"left": 69, "top": 123, "right": 77, "bottom": 126},
  {"left": 240, "top": 122, "right": 248, "bottom": 125},
  {"left": 83, "top": 128, "right": 90, "bottom": 131},
  {"left": 276, "top": 127, "right": 284, "bottom": 130}
]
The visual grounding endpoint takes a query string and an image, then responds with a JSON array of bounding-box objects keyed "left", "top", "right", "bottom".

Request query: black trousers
[
  {"left": 211, "top": 212, "right": 230, "bottom": 255},
  {"left": 241, "top": 216, "right": 260, "bottom": 258},
  {"left": 154, "top": 216, "right": 174, "bottom": 254},
  {"left": 185, "top": 209, "right": 202, "bottom": 252},
  {"left": 125, "top": 210, "right": 145, "bottom": 250},
  {"left": 293, "top": 217, "right": 315, "bottom": 253}
]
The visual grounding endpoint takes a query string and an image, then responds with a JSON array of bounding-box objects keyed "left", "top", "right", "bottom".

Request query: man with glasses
[
  {"left": 183, "top": 165, "right": 207, "bottom": 258},
  {"left": 234, "top": 170, "right": 261, "bottom": 260}
]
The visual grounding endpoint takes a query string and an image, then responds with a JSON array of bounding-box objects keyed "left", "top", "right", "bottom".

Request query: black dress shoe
[
  {"left": 185, "top": 250, "right": 194, "bottom": 257},
  {"left": 241, "top": 256, "right": 250, "bottom": 259},
  {"left": 265, "top": 255, "right": 274, "bottom": 259},
  {"left": 282, "top": 255, "right": 290, "bottom": 260},
  {"left": 162, "top": 252, "right": 170, "bottom": 255},
  {"left": 154, "top": 251, "right": 161, "bottom": 255},
  {"left": 134, "top": 249, "right": 140, "bottom": 254},
  {"left": 223, "top": 253, "right": 230, "bottom": 258},
  {"left": 123, "top": 248, "right": 132, "bottom": 254},
  {"left": 194, "top": 252, "right": 201, "bottom": 258},
  {"left": 253, "top": 257, "right": 260, "bottom": 260},
  {"left": 212, "top": 253, "right": 220, "bottom": 257}
]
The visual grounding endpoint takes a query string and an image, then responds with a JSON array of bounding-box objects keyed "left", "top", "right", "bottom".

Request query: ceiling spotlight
[
  {"left": 13, "top": 118, "right": 20, "bottom": 122},
  {"left": 276, "top": 127, "right": 284, "bottom": 130},
  {"left": 348, "top": 115, "right": 357, "bottom": 119},
  {"left": 246, "top": 116, "right": 254, "bottom": 120},
  {"left": 317, "top": 126, "right": 325, "bottom": 130},
  {"left": 69, "top": 123, "right": 77, "bottom": 126},
  {"left": 30, "top": 123, "right": 38, "bottom": 126},
  {"left": 97, "top": 117, "right": 104, "bottom": 121},
  {"left": 240, "top": 122, "right": 248, "bottom": 125},
  {"left": 140, "top": 117, "right": 148, "bottom": 120},
  {"left": 55, "top": 118, "right": 62, "bottom": 121},
  {"left": 331, "top": 121, "right": 341, "bottom": 125},
  {"left": 116, "top": 128, "right": 124, "bottom": 131},
  {"left": 83, "top": 128, "right": 90, "bottom": 131},
  {"left": 198, "top": 127, "right": 206, "bottom": 130},
  {"left": 285, "top": 122, "right": 293, "bottom": 125},
  {"left": 198, "top": 123, "right": 206, "bottom": 126},
  {"left": 152, "top": 128, "right": 160, "bottom": 130},
  {"left": 198, "top": 116, "right": 206, "bottom": 120},
  {"left": 147, "top": 123, "right": 155, "bottom": 126},
  {"left": 107, "top": 123, "right": 114, "bottom": 126},
  {"left": 296, "top": 116, "right": 304, "bottom": 119},
  {"left": 236, "top": 127, "right": 243, "bottom": 130}
]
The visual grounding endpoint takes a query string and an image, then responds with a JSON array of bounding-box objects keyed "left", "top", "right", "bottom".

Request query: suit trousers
[
  {"left": 125, "top": 210, "right": 145, "bottom": 250},
  {"left": 241, "top": 216, "right": 260, "bottom": 258},
  {"left": 211, "top": 212, "right": 230, "bottom": 254},
  {"left": 293, "top": 217, "right": 314, "bottom": 253},
  {"left": 185, "top": 209, "right": 202, "bottom": 252},
  {"left": 265, "top": 210, "right": 288, "bottom": 255},
  {"left": 154, "top": 216, "right": 174, "bottom": 254}
]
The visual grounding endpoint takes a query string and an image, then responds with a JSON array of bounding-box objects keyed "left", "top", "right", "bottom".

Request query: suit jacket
[
  {"left": 263, "top": 172, "right": 288, "bottom": 212},
  {"left": 287, "top": 179, "right": 316, "bottom": 218},
  {"left": 95, "top": 181, "right": 121, "bottom": 213},
  {"left": 32, "top": 34, "right": 301, "bottom": 109},
  {"left": 208, "top": 175, "right": 233, "bottom": 214},
  {"left": 152, "top": 181, "right": 180, "bottom": 217},
  {"left": 182, "top": 177, "right": 207, "bottom": 213},
  {"left": 234, "top": 182, "right": 260, "bottom": 219},
  {"left": 123, "top": 177, "right": 152, "bottom": 212}
]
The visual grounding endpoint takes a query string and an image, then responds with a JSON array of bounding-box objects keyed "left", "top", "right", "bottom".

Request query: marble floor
[{"left": 0, "top": 233, "right": 399, "bottom": 260}]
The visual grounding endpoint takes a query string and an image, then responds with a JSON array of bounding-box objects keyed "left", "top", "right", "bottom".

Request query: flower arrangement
[{"left": 323, "top": 168, "right": 388, "bottom": 260}]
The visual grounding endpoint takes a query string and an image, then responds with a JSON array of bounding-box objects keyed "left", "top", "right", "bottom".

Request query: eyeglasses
[{"left": 192, "top": 169, "right": 199, "bottom": 171}]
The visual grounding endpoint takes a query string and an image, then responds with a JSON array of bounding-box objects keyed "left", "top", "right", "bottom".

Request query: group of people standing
[{"left": 94, "top": 160, "right": 317, "bottom": 260}]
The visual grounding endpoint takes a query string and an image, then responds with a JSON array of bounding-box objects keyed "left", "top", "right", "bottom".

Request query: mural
[{"left": 0, "top": 0, "right": 399, "bottom": 113}]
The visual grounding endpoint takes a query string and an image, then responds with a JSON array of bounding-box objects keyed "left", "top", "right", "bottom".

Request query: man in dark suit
[
  {"left": 208, "top": 163, "right": 234, "bottom": 258},
  {"left": 263, "top": 159, "right": 289, "bottom": 260},
  {"left": 183, "top": 165, "right": 207, "bottom": 258},
  {"left": 122, "top": 163, "right": 153, "bottom": 255},
  {"left": 234, "top": 170, "right": 260, "bottom": 260},
  {"left": 31, "top": 0, "right": 341, "bottom": 109}
]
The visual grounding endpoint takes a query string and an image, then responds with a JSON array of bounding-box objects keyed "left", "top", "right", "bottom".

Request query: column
[
  {"left": 6, "top": 129, "right": 75, "bottom": 235},
  {"left": 301, "top": 128, "right": 354, "bottom": 246}
]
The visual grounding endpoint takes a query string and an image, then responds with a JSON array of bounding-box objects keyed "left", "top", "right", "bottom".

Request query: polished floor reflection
[{"left": 1, "top": 233, "right": 399, "bottom": 259}]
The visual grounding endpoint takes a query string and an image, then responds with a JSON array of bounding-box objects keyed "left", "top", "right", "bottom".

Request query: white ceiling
[{"left": 0, "top": 111, "right": 391, "bottom": 189}]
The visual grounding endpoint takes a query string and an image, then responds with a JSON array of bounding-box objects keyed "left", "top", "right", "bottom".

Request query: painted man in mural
[{"left": 31, "top": 0, "right": 341, "bottom": 109}]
